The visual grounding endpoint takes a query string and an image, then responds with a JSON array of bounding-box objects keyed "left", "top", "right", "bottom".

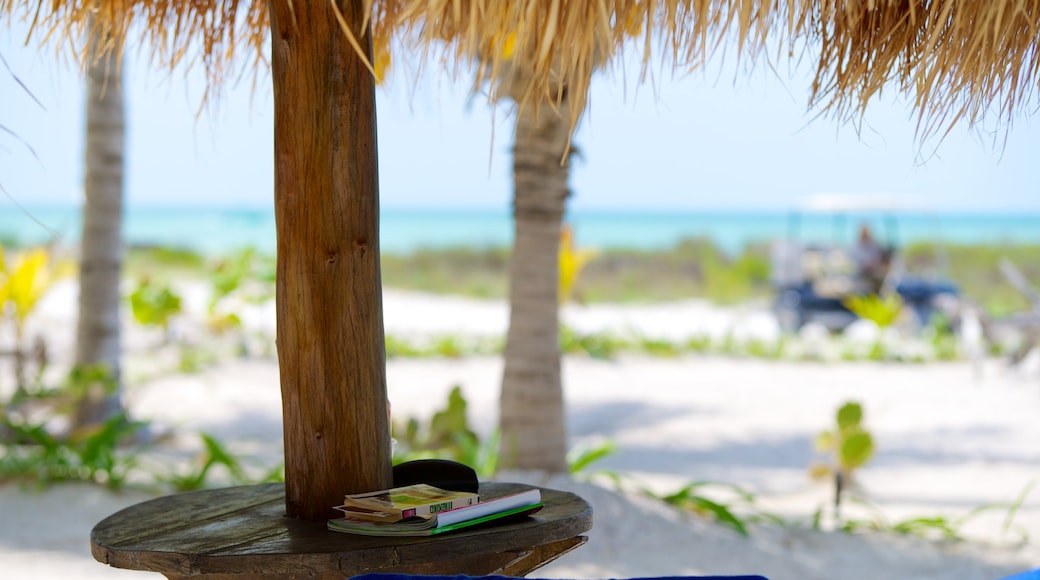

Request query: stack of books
[{"left": 327, "top": 483, "right": 543, "bottom": 536}]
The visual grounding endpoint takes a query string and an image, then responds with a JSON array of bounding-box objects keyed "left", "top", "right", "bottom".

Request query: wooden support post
[{"left": 268, "top": 0, "right": 392, "bottom": 520}]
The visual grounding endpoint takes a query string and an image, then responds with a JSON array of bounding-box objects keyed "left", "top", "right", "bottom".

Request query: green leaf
[
  {"left": 843, "top": 294, "right": 903, "bottom": 328},
  {"left": 836, "top": 402, "right": 863, "bottom": 431},
  {"left": 201, "top": 433, "right": 246, "bottom": 481},
  {"left": 814, "top": 431, "right": 834, "bottom": 452},
  {"left": 567, "top": 440, "right": 617, "bottom": 474},
  {"left": 890, "top": 516, "right": 962, "bottom": 541},
  {"left": 688, "top": 496, "right": 750, "bottom": 537},
  {"left": 129, "top": 279, "right": 182, "bottom": 329},
  {"left": 840, "top": 431, "right": 875, "bottom": 470}
]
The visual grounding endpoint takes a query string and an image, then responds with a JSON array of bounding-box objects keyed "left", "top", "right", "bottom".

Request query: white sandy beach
[{"left": 2, "top": 284, "right": 1040, "bottom": 579}]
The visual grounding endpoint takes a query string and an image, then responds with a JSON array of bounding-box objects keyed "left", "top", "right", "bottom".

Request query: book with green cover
[{"left": 328, "top": 488, "right": 542, "bottom": 536}]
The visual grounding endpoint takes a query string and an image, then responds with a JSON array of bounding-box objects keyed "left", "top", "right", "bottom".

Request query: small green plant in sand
[
  {"left": 129, "top": 277, "right": 183, "bottom": 341},
  {"left": 810, "top": 401, "right": 875, "bottom": 523}
]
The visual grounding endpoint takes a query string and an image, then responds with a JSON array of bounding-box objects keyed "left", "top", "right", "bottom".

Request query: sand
[{"left": 2, "top": 285, "right": 1039, "bottom": 580}]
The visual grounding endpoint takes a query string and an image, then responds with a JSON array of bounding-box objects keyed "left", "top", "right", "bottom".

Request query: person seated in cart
[{"left": 849, "top": 224, "right": 891, "bottom": 293}]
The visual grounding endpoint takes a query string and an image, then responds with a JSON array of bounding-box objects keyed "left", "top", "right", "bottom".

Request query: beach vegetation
[
  {"left": 743, "top": 338, "right": 785, "bottom": 359},
  {"left": 650, "top": 480, "right": 780, "bottom": 537},
  {"left": 160, "top": 433, "right": 250, "bottom": 492},
  {"left": 559, "top": 325, "right": 625, "bottom": 359},
  {"left": 427, "top": 335, "right": 467, "bottom": 359},
  {"left": 125, "top": 246, "right": 206, "bottom": 279},
  {"left": 559, "top": 224, "right": 597, "bottom": 304},
  {"left": 391, "top": 387, "right": 620, "bottom": 481},
  {"left": 380, "top": 326, "right": 973, "bottom": 364},
  {"left": 811, "top": 401, "right": 875, "bottom": 521},
  {"left": 0, "top": 244, "right": 69, "bottom": 393},
  {"left": 0, "top": 364, "right": 279, "bottom": 492},
  {"left": 843, "top": 294, "right": 903, "bottom": 329},
  {"left": 385, "top": 334, "right": 502, "bottom": 359},
  {"left": 129, "top": 278, "right": 183, "bottom": 341},
  {"left": 392, "top": 385, "right": 495, "bottom": 476},
  {"left": 385, "top": 335, "right": 424, "bottom": 358},
  {"left": 0, "top": 411, "right": 144, "bottom": 489},
  {"left": 826, "top": 482, "right": 1035, "bottom": 544},
  {"left": 380, "top": 247, "right": 509, "bottom": 299},
  {"left": 177, "top": 345, "right": 220, "bottom": 374},
  {"left": 388, "top": 385, "right": 777, "bottom": 537},
  {"left": 576, "top": 239, "right": 772, "bottom": 305},
  {"left": 632, "top": 334, "right": 684, "bottom": 358},
  {"left": 923, "top": 313, "right": 961, "bottom": 361},
  {"left": 684, "top": 335, "right": 714, "bottom": 353},
  {"left": 904, "top": 242, "right": 1040, "bottom": 319},
  {"left": 0, "top": 365, "right": 147, "bottom": 490},
  {"left": 129, "top": 240, "right": 1040, "bottom": 328},
  {"left": 204, "top": 248, "right": 275, "bottom": 334},
  {"left": 569, "top": 442, "right": 615, "bottom": 480}
]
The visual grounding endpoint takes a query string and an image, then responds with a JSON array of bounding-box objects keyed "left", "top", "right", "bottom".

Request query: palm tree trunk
[
  {"left": 269, "top": 0, "right": 392, "bottom": 520},
  {"left": 499, "top": 98, "right": 573, "bottom": 473},
  {"left": 73, "top": 17, "right": 124, "bottom": 427}
]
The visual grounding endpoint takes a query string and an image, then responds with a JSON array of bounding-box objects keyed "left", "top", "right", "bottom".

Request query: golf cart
[{"left": 770, "top": 194, "right": 960, "bottom": 333}]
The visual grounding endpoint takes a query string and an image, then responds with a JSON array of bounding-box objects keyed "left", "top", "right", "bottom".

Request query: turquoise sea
[{"left": 3, "top": 205, "right": 1040, "bottom": 256}]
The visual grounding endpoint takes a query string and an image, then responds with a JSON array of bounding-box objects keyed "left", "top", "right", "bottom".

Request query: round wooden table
[{"left": 91, "top": 482, "right": 592, "bottom": 579}]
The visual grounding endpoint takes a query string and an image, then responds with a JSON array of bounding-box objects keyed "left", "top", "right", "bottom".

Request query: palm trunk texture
[
  {"left": 269, "top": 0, "right": 392, "bottom": 520},
  {"left": 74, "top": 21, "right": 125, "bottom": 427},
  {"left": 499, "top": 98, "right": 574, "bottom": 473}
]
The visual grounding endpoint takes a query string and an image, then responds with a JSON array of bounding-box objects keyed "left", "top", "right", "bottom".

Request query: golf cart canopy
[{"left": 798, "top": 193, "right": 931, "bottom": 214}]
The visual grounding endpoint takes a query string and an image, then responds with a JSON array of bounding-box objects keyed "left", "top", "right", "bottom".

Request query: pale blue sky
[{"left": 3, "top": 20, "right": 1039, "bottom": 214}]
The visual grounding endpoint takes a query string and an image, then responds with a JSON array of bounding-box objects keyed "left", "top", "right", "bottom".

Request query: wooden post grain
[{"left": 269, "top": 0, "right": 392, "bottom": 520}]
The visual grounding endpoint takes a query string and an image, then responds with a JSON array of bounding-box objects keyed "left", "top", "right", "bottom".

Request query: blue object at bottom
[{"left": 351, "top": 575, "right": 768, "bottom": 580}]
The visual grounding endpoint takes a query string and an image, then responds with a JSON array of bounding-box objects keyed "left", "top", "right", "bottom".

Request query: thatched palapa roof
[{"left": 4, "top": 1, "right": 1039, "bottom": 138}]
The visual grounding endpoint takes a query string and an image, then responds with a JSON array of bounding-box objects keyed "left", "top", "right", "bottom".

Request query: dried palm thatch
[
  {"left": 798, "top": 0, "right": 1040, "bottom": 141},
  {"left": 1, "top": 1, "right": 269, "bottom": 97},
  {"left": 4, "top": 1, "right": 1038, "bottom": 139}
]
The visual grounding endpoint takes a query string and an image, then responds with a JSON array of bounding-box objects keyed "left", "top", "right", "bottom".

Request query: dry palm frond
[
  {"left": 0, "top": 1, "right": 270, "bottom": 99},
  {"left": 3, "top": 1, "right": 1038, "bottom": 143},
  {"left": 391, "top": 1, "right": 781, "bottom": 125},
  {"left": 797, "top": 0, "right": 1040, "bottom": 142}
]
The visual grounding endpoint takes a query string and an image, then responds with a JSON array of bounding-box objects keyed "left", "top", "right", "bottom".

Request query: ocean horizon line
[
  {"left": 9, "top": 201, "right": 1040, "bottom": 218},
  {"left": 4, "top": 203, "right": 1040, "bottom": 257}
]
